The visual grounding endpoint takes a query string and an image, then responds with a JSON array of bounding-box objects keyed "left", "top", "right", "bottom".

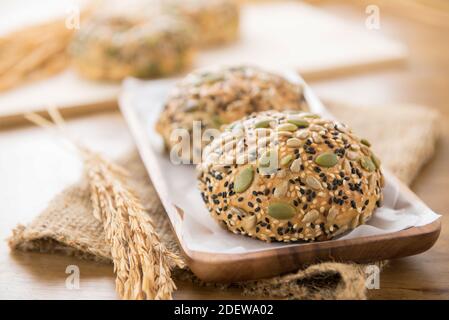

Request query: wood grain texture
[{"left": 183, "top": 220, "right": 440, "bottom": 283}]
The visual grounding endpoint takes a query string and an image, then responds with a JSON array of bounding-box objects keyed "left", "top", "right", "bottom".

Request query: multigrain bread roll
[
  {"left": 69, "top": 10, "right": 195, "bottom": 81},
  {"left": 156, "top": 66, "right": 308, "bottom": 162},
  {"left": 164, "top": 0, "right": 240, "bottom": 46},
  {"left": 197, "top": 111, "right": 384, "bottom": 242}
]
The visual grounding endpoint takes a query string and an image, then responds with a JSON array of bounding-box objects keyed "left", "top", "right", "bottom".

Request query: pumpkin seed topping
[
  {"left": 241, "top": 214, "right": 256, "bottom": 230},
  {"left": 280, "top": 154, "right": 294, "bottom": 167},
  {"left": 234, "top": 165, "right": 255, "bottom": 193},
  {"left": 273, "top": 181, "right": 289, "bottom": 198},
  {"left": 286, "top": 138, "right": 301, "bottom": 148},
  {"left": 229, "top": 206, "right": 247, "bottom": 216},
  {"left": 312, "top": 132, "right": 323, "bottom": 144},
  {"left": 361, "top": 138, "right": 371, "bottom": 147},
  {"left": 276, "top": 169, "right": 287, "bottom": 178},
  {"left": 276, "top": 131, "right": 293, "bottom": 137},
  {"left": 277, "top": 123, "right": 297, "bottom": 132},
  {"left": 296, "top": 130, "right": 309, "bottom": 139},
  {"left": 302, "top": 209, "right": 320, "bottom": 223},
  {"left": 346, "top": 151, "right": 359, "bottom": 160},
  {"left": 268, "top": 202, "right": 296, "bottom": 220},
  {"left": 212, "top": 115, "right": 224, "bottom": 128},
  {"left": 258, "top": 150, "right": 273, "bottom": 167},
  {"left": 360, "top": 156, "right": 376, "bottom": 172},
  {"left": 290, "top": 158, "right": 302, "bottom": 173},
  {"left": 305, "top": 176, "right": 322, "bottom": 190},
  {"left": 327, "top": 207, "right": 339, "bottom": 222},
  {"left": 301, "top": 113, "right": 321, "bottom": 119},
  {"left": 361, "top": 146, "right": 371, "bottom": 156},
  {"left": 315, "top": 152, "right": 338, "bottom": 167},
  {"left": 287, "top": 118, "right": 309, "bottom": 128},
  {"left": 371, "top": 154, "right": 381, "bottom": 169},
  {"left": 254, "top": 119, "right": 271, "bottom": 129}
]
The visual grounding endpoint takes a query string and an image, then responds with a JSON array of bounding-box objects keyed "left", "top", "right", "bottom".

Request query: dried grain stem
[{"left": 25, "top": 109, "right": 183, "bottom": 300}]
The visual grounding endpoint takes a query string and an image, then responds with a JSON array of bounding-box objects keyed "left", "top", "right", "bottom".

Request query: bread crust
[
  {"left": 198, "top": 111, "right": 384, "bottom": 242},
  {"left": 69, "top": 12, "right": 195, "bottom": 81},
  {"left": 156, "top": 66, "right": 308, "bottom": 162}
]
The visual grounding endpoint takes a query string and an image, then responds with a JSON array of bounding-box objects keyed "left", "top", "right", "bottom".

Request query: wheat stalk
[{"left": 25, "top": 109, "right": 184, "bottom": 300}]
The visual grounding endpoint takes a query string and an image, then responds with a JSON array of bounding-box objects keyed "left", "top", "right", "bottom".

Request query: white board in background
[
  {"left": 196, "top": 2, "right": 407, "bottom": 76},
  {"left": 0, "top": 1, "right": 407, "bottom": 119}
]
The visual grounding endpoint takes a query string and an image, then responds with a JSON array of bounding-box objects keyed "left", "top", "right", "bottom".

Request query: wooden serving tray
[
  {"left": 119, "top": 78, "right": 440, "bottom": 283},
  {"left": 184, "top": 220, "right": 441, "bottom": 282}
]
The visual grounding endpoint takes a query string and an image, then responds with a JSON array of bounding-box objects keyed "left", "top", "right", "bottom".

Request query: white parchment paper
[{"left": 119, "top": 72, "right": 440, "bottom": 254}]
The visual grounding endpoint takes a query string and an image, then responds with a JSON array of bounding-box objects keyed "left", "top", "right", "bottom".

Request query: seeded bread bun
[
  {"left": 69, "top": 10, "right": 195, "bottom": 81},
  {"left": 197, "top": 111, "right": 384, "bottom": 242},
  {"left": 164, "top": 0, "right": 240, "bottom": 46},
  {"left": 156, "top": 66, "right": 308, "bottom": 162}
]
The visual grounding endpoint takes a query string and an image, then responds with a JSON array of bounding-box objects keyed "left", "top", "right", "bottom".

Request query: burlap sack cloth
[{"left": 9, "top": 102, "right": 440, "bottom": 299}]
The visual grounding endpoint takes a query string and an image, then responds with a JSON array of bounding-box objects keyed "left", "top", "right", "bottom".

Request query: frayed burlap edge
[{"left": 8, "top": 102, "right": 440, "bottom": 299}]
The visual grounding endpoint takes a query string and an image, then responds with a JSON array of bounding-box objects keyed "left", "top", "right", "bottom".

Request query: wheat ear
[{"left": 25, "top": 109, "right": 184, "bottom": 299}]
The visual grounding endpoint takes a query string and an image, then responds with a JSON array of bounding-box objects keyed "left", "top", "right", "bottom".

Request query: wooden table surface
[{"left": 1, "top": 1, "right": 448, "bottom": 299}]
